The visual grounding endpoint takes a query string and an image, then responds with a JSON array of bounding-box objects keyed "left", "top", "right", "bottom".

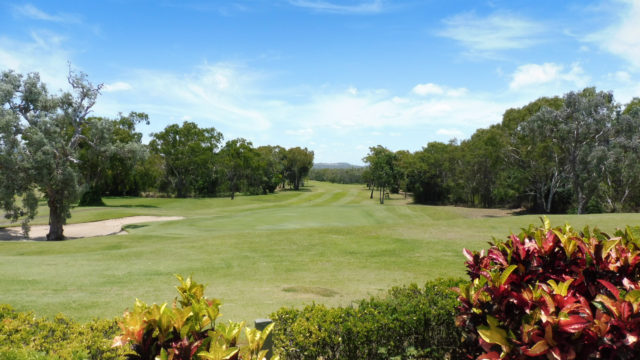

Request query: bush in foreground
[
  {"left": 0, "top": 304, "right": 122, "bottom": 359},
  {"left": 456, "top": 218, "right": 640, "bottom": 359},
  {"left": 112, "top": 275, "right": 276, "bottom": 360},
  {"left": 271, "top": 279, "right": 465, "bottom": 360}
]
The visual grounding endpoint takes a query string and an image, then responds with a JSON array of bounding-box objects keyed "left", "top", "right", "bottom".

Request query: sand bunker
[{"left": 0, "top": 216, "right": 184, "bottom": 241}]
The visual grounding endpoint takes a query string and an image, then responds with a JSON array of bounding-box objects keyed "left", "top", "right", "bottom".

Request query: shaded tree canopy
[{"left": 0, "top": 70, "right": 102, "bottom": 240}]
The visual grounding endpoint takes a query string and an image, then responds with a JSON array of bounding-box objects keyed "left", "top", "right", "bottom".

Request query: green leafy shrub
[
  {"left": 456, "top": 218, "right": 640, "bottom": 359},
  {"left": 271, "top": 279, "right": 465, "bottom": 360},
  {"left": 0, "top": 304, "right": 122, "bottom": 359},
  {"left": 112, "top": 275, "right": 276, "bottom": 360}
]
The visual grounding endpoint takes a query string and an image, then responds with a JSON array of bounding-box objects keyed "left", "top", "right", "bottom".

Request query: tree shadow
[
  {"left": 106, "top": 204, "right": 159, "bottom": 208},
  {"left": 122, "top": 224, "right": 148, "bottom": 230}
]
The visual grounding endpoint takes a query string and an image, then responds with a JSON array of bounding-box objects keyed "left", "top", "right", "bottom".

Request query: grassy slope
[{"left": 1, "top": 181, "right": 640, "bottom": 323}]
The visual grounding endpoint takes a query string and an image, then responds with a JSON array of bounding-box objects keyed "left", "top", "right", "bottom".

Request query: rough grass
[{"left": 1, "top": 181, "right": 640, "bottom": 323}]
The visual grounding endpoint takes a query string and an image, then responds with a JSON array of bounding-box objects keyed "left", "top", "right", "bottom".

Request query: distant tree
[
  {"left": 407, "top": 142, "right": 457, "bottom": 204},
  {"left": 512, "top": 108, "right": 567, "bottom": 213},
  {"left": 363, "top": 146, "right": 396, "bottom": 204},
  {"left": 284, "top": 147, "right": 314, "bottom": 190},
  {"left": 218, "top": 138, "right": 259, "bottom": 199},
  {"left": 0, "top": 70, "right": 102, "bottom": 240},
  {"left": 77, "top": 112, "right": 149, "bottom": 205},
  {"left": 458, "top": 126, "right": 507, "bottom": 207},
  {"left": 598, "top": 104, "right": 640, "bottom": 211},
  {"left": 150, "top": 121, "right": 222, "bottom": 197},
  {"left": 393, "top": 150, "right": 413, "bottom": 197},
  {"left": 255, "top": 145, "right": 286, "bottom": 193},
  {"left": 555, "top": 88, "right": 615, "bottom": 214}
]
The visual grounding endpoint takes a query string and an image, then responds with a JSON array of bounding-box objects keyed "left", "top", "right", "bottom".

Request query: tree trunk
[
  {"left": 47, "top": 196, "right": 65, "bottom": 241},
  {"left": 370, "top": 187, "right": 374, "bottom": 199}
]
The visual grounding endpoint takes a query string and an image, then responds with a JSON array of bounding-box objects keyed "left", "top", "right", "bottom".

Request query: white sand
[{"left": 0, "top": 216, "right": 184, "bottom": 241}]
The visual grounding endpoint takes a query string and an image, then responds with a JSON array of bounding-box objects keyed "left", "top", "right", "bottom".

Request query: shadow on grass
[
  {"left": 106, "top": 204, "right": 159, "bottom": 208},
  {"left": 123, "top": 224, "right": 149, "bottom": 231},
  {"left": 282, "top": 286, "right": 339, "bottom": 297}
]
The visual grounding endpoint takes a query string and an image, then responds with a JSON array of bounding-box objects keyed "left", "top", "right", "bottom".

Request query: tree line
[
  {"left": 0, "top": 70, "right": 313, "bottom": 240},
  {"left": 308, "top": 167, "right": 365, "bottom": 184},
  {"left": 364, "top": 88, "right": 640, "bottom": 213}
]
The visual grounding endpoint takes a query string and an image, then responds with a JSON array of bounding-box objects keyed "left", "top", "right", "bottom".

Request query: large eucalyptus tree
[{"left": 0, "top": 70, "right": 102, "bottom": 240}]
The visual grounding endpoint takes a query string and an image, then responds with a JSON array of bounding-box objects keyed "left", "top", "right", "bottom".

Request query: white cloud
[
  {"left": 347, "top": 86, "right": 358, "bottom": 95},
  {"left": 509, "top": 62, "right": 589, "bottom": 90},
  {"left": 439, "top": 12, "right": 545, "bottom": 55},
  {"left": 412, "top": 83, "right": 443, "bottom": 96},
  {"left": 12, "top": 4, "right": 80, "bottom": 23},
  {"left": 585, "top": 0, "right": 640, "bottom": 68},
  {"left": 436, "top": 128, "right": 465, "bottom": 139},
  {"left": 290, "top": 88, "right": 506, "bottom": 132},
  {"left": 102, "top": 81, "right": 132, "bottom": 92},
  {"left": 412, "top": 83, "right": 468, "bottom": 97},
  {"left": 285, "top": 128, "right": 314, "bottom": 136},
  {"left": 95, "top": 63, "right": 273, "bottom": 133},
  {"left": 446, "top": 87, "right": 468, "bottom": 97},
  {"left": 0, "top": 31, "right": 73, "bottom": 91},
  {"left": 288, "top": 0, "right": 384, "bottom": 14}
]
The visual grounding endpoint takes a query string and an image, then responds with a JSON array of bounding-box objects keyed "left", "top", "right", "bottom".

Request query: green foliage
[
  {"left": 217, "top": 138, "right": 260, "bottom": 199},
  {"left": 150, "top": 121, "right": 223, "bottom": 198},
  {"left": 283, "top": 147, "right": 314, "bottom": 191},
  {"left": 457, "top": 218, "right": 640, "bottom": 359},
  {"left": 271, "top": 279, "right": 465, "bottom": 360},
  {"left": 113, "top": 275, "right": 276, "bottom": 360},
  {"left": 398, "top": 88, "right": 640, "bottom": 214},
  {"left": 0, "top": 69, "right": 102, "bottom": 240},
  {"left": 363, "top": 145, "right": 398, "bottom": 204},
  {"left": 78, "top": 112, "right": 150, "bottom": 205},
  {"left": 0, "top": 304, "right": 122, "bottom": 359},
  {"left": 308, "top": 167, "right": 365, "bottom": 184}
]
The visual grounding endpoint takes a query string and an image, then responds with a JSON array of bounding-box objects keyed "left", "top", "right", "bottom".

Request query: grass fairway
[{"left": 2, "top": 181, "right": 640, "bottom": 323}]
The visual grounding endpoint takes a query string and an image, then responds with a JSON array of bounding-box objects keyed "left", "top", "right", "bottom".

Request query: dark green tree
[
  {"left": 218, "top": 138, "right": 259, "bottom": 199},
  {"left": 77, "top": 112, "right": 149, "bottom": 205},
  {"left": 363, "top": 146, "right": 396, "bottom": 204},
  {"left": 150, "top": 121, "right": 222, "bottom": 197},
  {"left": 284, "top": 147, "right": 314, "bottom": 190}
]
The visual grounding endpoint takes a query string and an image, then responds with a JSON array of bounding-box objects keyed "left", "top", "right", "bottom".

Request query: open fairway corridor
[{"left": 2, "top": 181, "right": 640, "bottom": 322}]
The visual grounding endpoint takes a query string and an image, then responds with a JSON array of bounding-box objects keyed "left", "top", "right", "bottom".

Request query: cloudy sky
[{"left": 1, "top": 0, "right": 639, "bottom": 164}]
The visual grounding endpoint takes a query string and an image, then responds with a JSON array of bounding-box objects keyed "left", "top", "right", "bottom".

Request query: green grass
[{"left": 1, "top": 181, "right": 640, "bottom": 324}]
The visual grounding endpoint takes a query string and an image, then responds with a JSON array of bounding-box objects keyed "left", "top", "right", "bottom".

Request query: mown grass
[{"left": 1, "top": 181, "right": 640, "bottom": 323}]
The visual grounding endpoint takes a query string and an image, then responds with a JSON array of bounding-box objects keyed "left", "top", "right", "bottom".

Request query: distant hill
[{"left": 313, "top": 162, "right": 364, "bottom": 169}]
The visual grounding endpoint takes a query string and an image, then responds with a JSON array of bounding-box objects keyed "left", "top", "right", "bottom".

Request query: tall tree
[
  {"left": 555, "top": 88, "right": 615, "bottom": 214},
  {"left": 255, "top": 145, "right": 285, "bottom": 194},
  {"left": 284, "top": 147, "right": 314, "bottom": 190},
  {"left": 77, "top": 112, "right": 149, "bottom": 205},
  {"left": 0, "top": 70, "right": 102, "bottom": 240},
  {"left": 599, "top": 104, "right": 640, "bottom": 211},
  {"left": 218, "top": 138, "right": 258, "bottom": 199},
  {"left": 363, "top": 146, "right": 396, "bottom": 204},
  {"left": 150, "top": 121, "right": 222, "bottom": 198},
  {"left": 512, "top": 107, "right": 568, "bottom": 213}
]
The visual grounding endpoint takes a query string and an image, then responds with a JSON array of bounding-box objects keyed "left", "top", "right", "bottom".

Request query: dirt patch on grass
[
  {"left": 282, "top": 286, "right": 339, "bottom": 297},
  {"left": 0, "top": 216, "right": 184, "bottom": 241}
]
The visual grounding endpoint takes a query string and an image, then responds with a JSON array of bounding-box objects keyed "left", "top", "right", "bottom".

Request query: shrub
[
  {"left": 0, "top": 304, "right": 122, "bottom": 359},
  {"left": 456, "top": 217, "right": 640, "bottom": 359},
  {"left": 271, "top": 279, "right": 465, "bottom": 360},
  {"left": 112, "top": 275, "right": 276, "bottom": 360}
]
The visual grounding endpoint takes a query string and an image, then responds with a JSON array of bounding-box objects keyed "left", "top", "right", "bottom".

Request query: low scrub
[
  {"left": 0, "top": 304, "right": 122, "bottom": 359},
  {"left": 456, "top": 218, "right": 640, "bottom": 359},
  {"left": 271, "top": 279, "right": 465, "bottom": 360}
]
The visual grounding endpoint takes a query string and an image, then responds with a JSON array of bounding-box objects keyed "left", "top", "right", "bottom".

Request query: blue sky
[{"left": 1, "top": 0, "right": 639, "bottom": 164}]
